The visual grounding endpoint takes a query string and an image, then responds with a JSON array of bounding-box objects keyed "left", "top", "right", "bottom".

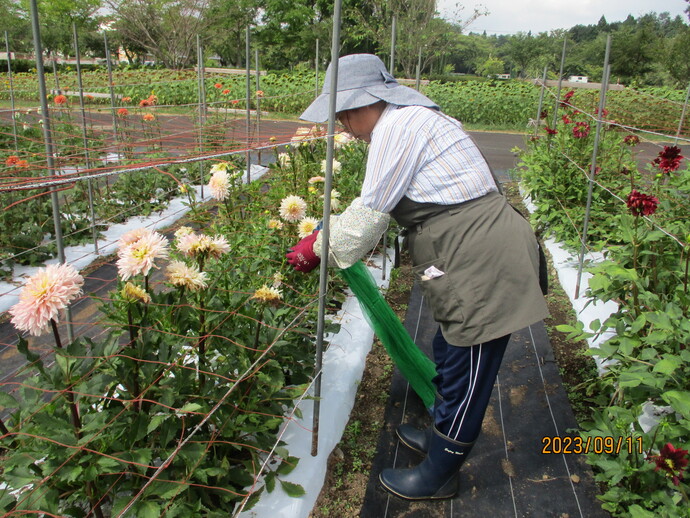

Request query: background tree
[
  {"left": 0, "top": 0, "right": 32, "bottom": 54},
  {"left": 105, "top": 0, "right": 211, "bottom": 69},
  {"left": 205, "top": 0, "right": 260, "bottom": 68},
  {"left": 19, "top": 0, "right": 103, "bottom": 58}
]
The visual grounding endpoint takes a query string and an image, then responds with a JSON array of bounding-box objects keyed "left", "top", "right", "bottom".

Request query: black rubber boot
[
  {"left": 397, "top": 392, "right": 442, "bottom": 455},
  {"left": 379, "top": 427, "right": 474, "bottom": 500},
  {"left": 396, "top": 424, "right": 431, "bottom": 455}
]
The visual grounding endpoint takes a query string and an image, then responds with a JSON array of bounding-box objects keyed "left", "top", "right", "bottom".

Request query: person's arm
[{"left": 312, "top": 197, "right": 390, "bottom": 269}]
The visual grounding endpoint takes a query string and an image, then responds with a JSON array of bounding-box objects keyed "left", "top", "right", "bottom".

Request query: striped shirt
[{"left": 360, "top": 104, "right": 498, "bottom": 213}]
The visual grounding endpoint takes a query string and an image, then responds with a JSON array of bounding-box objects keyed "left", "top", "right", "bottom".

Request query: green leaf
[
  {"left": 277, "top": 456, "right": 300, "bottom": 476},
  {"left": 661, "top": 390, "right": 690, "bottom": 419},
  {"left": 652, "top": 356, "right": 682, "bottom": 376},
  {"left": 178, "top": 402, "right": 202, "bottom": 414},
  {"left": 138, "top": 501, "right": 161, "bottom": 518},
  {"left": 0, "top": 391, "right": 18, "bottom": 410},
  {"left": 627, "top": 504, "right": 656, "bottom": 518},
  {"left": 279, "top": 480, "right": 306, "bottom": 498}
]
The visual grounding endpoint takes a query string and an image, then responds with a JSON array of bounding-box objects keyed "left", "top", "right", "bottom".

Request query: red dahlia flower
[
  {"left": 572, "top": 122, "right": 590, "bottom": 139},
  {"left": 626, "top": 189, "right": 658, "bottom": 217},
  {"left": 624, "top": 135, "right": 640, "bottom": 146},
  {"left": 652, "top": 145, "right": 684, "bottom": 174},
  {"left": 650, "top": 443, "right": 689, "bottom": 486},
  {"left": 545, "top": 126, "right": 557, "bottom": 136},
  {"left": 54, "top": 94, "right": 67, "bottom": 105},
  {"left": 559, "top": 90, "right": 575, "bottom": 107}
]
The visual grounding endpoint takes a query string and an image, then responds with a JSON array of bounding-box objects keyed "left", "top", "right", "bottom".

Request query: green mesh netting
[{"left": 339, "top": 261, "right": 436, "bottom": 409}]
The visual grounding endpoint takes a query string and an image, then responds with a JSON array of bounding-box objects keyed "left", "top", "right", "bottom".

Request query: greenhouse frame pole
[
  {"left": 196, "top": 35, "right": 206, "bottom": 198},
  {"left": 29, "top": 0, "right": 73, "bottom": 342},
  {"left": 534, "top": 66, "right": 548, "bottom": 137},
  {"left": 73, "top": 24, "right": 99, "bottom": 255},
  {"left": 4, "top": 31, "right": 19, "bottom": 152},
  {"left": 575, "top": 34, "right": 612, "bottom": 299},
  {"left": 674, "top": 83, "right": 690, "bottom": 145},
  {"left": 245, "top": 26, "right": 251, "bottom": 184},
  {"left": 389, "top": 14, "right": 397, "bottom": 74},
  {"left": 312, "top": 0, "right": 343, "bottom": 458},
  {"left": 255, "top": 47, "right": 261, "bottom": 165},
  {"left": 415, "top": 47, "right": 422, "bottom": 91},
  {"left": 315, "top": 38, "right": 320, "bottom": 98},
  {"left": 103, "top": 32, "right": 119, "bottom": 152},
  {"left": 551, "top": 38, "right": 567, "bottom": 131}
]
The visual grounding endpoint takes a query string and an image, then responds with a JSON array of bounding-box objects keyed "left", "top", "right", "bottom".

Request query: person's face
[{"left": 337, "top": 103, "right": 385, "bottom": 143}]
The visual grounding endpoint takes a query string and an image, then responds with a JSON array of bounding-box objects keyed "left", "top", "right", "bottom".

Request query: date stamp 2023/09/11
[{"left": 541, "top": 435, "right": 644, "bottom": 455}]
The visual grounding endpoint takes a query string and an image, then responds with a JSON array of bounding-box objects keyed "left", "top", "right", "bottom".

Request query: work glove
[{"left": 286, "top": 231, "right": 320, "bottom": 273}]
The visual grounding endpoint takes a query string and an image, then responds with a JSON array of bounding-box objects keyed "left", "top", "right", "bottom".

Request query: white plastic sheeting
[{"left": 237, "top": 250, "right": 393, "bottom": 518}]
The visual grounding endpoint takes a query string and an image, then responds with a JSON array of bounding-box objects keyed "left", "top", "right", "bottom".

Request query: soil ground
[{"left": 308, "top": 181, "right": 600, "bottom": 517}]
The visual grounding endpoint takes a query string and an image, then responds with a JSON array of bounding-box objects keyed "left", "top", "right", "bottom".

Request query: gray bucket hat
[{"left": 300, "top": 54, "right": 438, "bottom": 123}]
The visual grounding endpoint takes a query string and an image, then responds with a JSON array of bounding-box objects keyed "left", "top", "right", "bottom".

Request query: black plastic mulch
[{"left": 360, "top": 281, "right": 609, "bottom": 518}]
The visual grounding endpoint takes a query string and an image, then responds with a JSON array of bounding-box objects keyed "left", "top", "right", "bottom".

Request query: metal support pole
[
  {"left": 4, "top": 31, "right": 19, "bottom": 152},
  {"left": 674, "top": 83, "right": 690, "bottom": 145},
  {"left": 534, "top": 66, "right": 548, "bottom": 136},
  {"left": 29, "top": 0, "right": 72, "bottom": 342},
  {"left": 73, "top": 24, "right": 98, "bottom": 255},
  {"left": 196, "top": 35, "right": 205, "bottom": 198},
  {"left": 575, "top": 34, "right": 612, "bottom": 299},
  {"left": 415, "top": 47, "right": 422, "bottom": 91},
  {"left": 245, "top": 25, "right": 251, "bottom": 184},
  {"left": 389, "top": 14, "right": 397, "bottom": 74},
  {"left": 103, "top": 32, "right": 119, "bottom": 156},
  {"left": 51, "top": 54, "right": 60, "bottom": 91},
  {"left": 315, "top": 38, "right": 320, "bottom": 98},
  {"left": 313, "top": 0, "right": 343, "bottom": 458},
  {"left": 551, "top": 38, "right": 567, "bottom": 130},
  {"left": 255, "top": 47, "right": 261, "bottom": 165}
]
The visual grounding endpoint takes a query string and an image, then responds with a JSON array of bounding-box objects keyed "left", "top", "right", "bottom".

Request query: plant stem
[
  {"left": 50, "top": 318, "right": 63, "bottom": 349},
  {"left": 198, "top": 294, "right": 206, "bottom": 388}
]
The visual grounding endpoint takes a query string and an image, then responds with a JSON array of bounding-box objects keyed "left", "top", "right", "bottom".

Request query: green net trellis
[{"left": 339, "top": 260, "right": 436, "bottom": 409}]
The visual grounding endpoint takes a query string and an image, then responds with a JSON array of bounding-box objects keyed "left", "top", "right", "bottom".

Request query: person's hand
[{"left": 286, "top": 231, "right": 320, "bottom": 273}]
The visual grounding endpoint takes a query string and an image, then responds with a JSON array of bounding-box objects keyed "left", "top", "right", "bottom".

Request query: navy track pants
[{"left": 432, "top": 328, "right": 510, "bottom": 443}]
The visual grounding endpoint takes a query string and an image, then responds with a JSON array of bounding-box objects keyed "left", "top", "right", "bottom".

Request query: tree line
[{"left": 1, "top": 0, "right": 689, "bottom": 87}]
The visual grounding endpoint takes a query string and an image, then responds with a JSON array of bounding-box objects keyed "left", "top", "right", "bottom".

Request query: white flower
[
  {"left": 320, "top": 159, "right": 341, "bottom": 174},
  {"left": 208, "top": 169, "right": 230, "bottom": 201},
  {"left": 279, "top": 195, "right": 307, "bottom": 222},
  {"left": 277, "top": 153, "right": 291, "bottom": 168},
  {"left": 297, "top": 217, "right": 320, "bottom": 238}
]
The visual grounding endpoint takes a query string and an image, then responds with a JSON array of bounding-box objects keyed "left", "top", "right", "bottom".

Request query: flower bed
[
  {"left": 516, "top": 91, "right": 690, "bottom": 516},
  {"left": 0, "top": 132, "right": 373, "bottom": 516}
]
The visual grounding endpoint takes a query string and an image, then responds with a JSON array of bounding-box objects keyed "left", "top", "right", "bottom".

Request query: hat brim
[{"left": 300, "top": 84, "right": 438, "bottom": 123}]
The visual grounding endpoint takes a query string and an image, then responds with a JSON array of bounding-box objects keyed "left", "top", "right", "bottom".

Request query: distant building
[
  {"left": 568, "top": 75, "right": 589, "bottom": 83},
  {"left": 495, "top": 73, "right": 511, "bottom": 80}
]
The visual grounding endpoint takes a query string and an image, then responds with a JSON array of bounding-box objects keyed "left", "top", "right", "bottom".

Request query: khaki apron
[{"left": 390, "top": 191, "right": 549, "bottom": 347}]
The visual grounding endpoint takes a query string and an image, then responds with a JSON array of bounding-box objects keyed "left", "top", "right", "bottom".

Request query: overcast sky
[{"left": 437, "top": 0, "right": 689, "bottom": 35}]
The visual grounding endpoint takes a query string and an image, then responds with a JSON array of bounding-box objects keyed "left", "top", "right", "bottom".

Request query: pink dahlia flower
[
  {"left": 9, "top": 263, "right": 84, "bottom": 336},
  {"left": 117, "top": 231, "right": 169, "bottom": 280}
]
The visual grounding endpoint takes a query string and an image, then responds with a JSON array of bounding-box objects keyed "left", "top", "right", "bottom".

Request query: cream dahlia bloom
[
  {"left": 174, "top": 226, "right": 194, "bottom": 241},
  {"left": 320, "top": 159, "right": 341, "bottom": 174},
  {"left": 166, "top": 260, "right": 208, "bottom": 291},
  {"left": 251, "top": 285, "right": 282, "bottom": 304},
  {"left": 116, "top": 231, "right": 169, "bottom": 280},
  {"left": 277, "top": 153, "right": 291, "bottom": 168},
  {"left": 9, "top": 263, "right": 84, "bottom": 336},
  {"left": 321, "top": 189, "right": 342, "bottom": 212},
  {"left": 267, "top": 219, "right": 284, "bottom": 230},
  {"left": 272, "top": 272, "right": 283, "bottom": 288},
  {"left": 297, "top": 217, "right": 320, "bottom": 239},
  {"left": 334, "top": 132, "right": 352, "bottom": 149},
  {"left": 121, "top": 282, "right": 151, "bottom": 304},
  {"left": 308, "top": 176, "right": 325, "bottom": 184},
  {"left": 176, "top": 232, "right": 230, "bottom": 259},
  {"left": 118, "top": 227, "right": 151, "bottom": 249},
  {"left": 208, "top": 169, "right": 230, "bottom": 201},
  {"left": 279, "top": 195, "right": 307, "bottom": 222}
]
